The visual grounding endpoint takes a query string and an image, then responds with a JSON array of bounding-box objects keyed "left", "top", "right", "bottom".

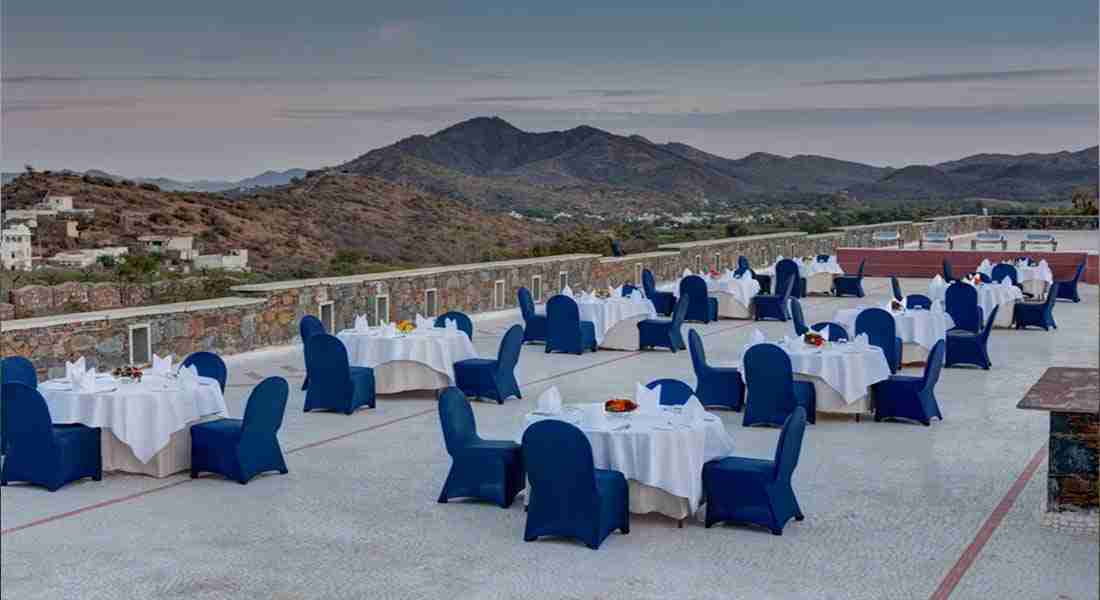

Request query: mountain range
[{"left": 2, "top": 168, "right": 308, "bottom": 192}]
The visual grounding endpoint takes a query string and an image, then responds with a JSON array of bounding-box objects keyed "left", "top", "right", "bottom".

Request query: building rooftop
[{"left": 2, "top": 274, "right": 1096, "bottom": 598}]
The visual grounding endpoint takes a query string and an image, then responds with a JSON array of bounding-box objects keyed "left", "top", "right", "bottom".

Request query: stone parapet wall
[
  {"left": 6, "top": 277, "right": 217, "bottom": 319},
  {"left": 990, "top": 215, "right": 1099, "bottom": 231}
]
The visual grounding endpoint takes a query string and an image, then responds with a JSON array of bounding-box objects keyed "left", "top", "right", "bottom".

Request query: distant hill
[
  {"left": 2, "top": 168, "right": 309, "bottom": 193},
  {"left": 339, "top": 117, "right": 1097, "bottom": 214}
]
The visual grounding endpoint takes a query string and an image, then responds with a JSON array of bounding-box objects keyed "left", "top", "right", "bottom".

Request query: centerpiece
[
  {"left": 890, "top": 298, "right": 905, "bottom": 312},
  {"left": 113, "top": 365, "right": 142, "bottom": 382},
  {"left": 595, "top": 288, "right": 611, "bottom": 300},
  {"left": 396, "top": 320, "right": 416, "bottom": 335},
  {"left": 604, "top": 398, "right": 638, "bottom": 413},
  {"left": 802, "top": 331, "right": 826, "bottom": 348}
]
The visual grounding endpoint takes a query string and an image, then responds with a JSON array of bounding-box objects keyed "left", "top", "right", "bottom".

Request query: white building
[
  {"left": 1, "top": 224, "right": 34, "bottom": 271},
  {"left": 47, "top": 247, "right": 129, "bottom": 269},
  {"left": 193, "top": 249, "right": 249, "bottom": 272},
  {"left": 38, "top": 195, "right": 74, "bottom": 211},
  {"left": 138, "top": 235, "right": 196, "bottom": 259}
]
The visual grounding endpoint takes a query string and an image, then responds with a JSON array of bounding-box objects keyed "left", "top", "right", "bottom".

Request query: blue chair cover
[
  {"left": 437, "top": 387, "right": 524, "bottom": 508},
  {"left": 299, "top": 315, "right": 326, "bottom": 390},
  {"left": 642, "top": 269, "right": 676, "bottom": 316},
  {"left": 435, "top": 311, "right": 474, "bottom": 340},
  {"left": 1, "top": 382, "right": 101, "bottom": 491},
  {"left": 775, "top": 259, "right": 805, "bottom": 298},
  {"left": 891, "top": 276, "right": 903, "bottom": 301},
  {"left": 545, "top": 295, "right": 598, "bottom": 355},
  {"left": 789, "top": 299, "right": 847, "bottom": 341},
  {"left": 689, "top": 329, "right": 745, "bottom": 410},
  {"left": 906, "top": 294, "right": 932, "bottom": 310},
  {"left": 874, "top": 341, "right": 945, "bottom": 425},
  {"left": 181, "top": 351, "right": 228, "bottom": 392},
  {"left": 745, "top": 257, "right": 772, "bottom": 294},
  {"left": 704, "top": 406, "right": 807, "bottom": 534},
  {"left": 453, "top": 324, "right": 524, "bottom": 404},
  {"left": 679, "top": 275, "right": 718, "bottom": 323},
  {"left": 733, "top": 256, "right": 751, "bottom": 278},
  {"left": 945, "top": 282, "right": 983, "bottom": 334},
  {"left": 946, "top": 306, "right": 999, "bottom": 369},
  {"left": 810, "top": 322, "right": 849, "bottom": 341},
  {"left": 1013, "top": 283, "right": 1059, "bottom": 331},
  {"left": 621, "top": 283, "right": 638, "bottom": 297},
  {"left": 833, "top": 259, "right": 866, "bottom": 297},
  {"left": 518, "top": 287, "right": 548, "bottom": 343},
  {"left": 942, "top": 259, "right": 957, "bottom": 282},
  {"left": 974, "top": 272, "right": 992, "bottom": 284},
  {"left": 990, "top": 263, "right": 1018, "bottom": 285},
  {"left": 753, "top": 275, "right": 794, "bottom": 321},
  {"left": 854, "top": 308, "right": 904, "bottom": 374},
  {"left": 1055, "top": 264, "right": 1084, "bottom": 302},
  {"left": 816, "top": 255, "right": 831, "bottom": 263},
  {"left": 742, "top": 344, "right": 816, "bottom": 426},
  {"left": 637, "top": 295, "right": 689, "bottom": 352},
  {"left": 303, "top": 334, "right": 375, "bottom": 414},
  {"left": 790, "top": 297, "right": 809, "bottom": 336},
  {"left": 646, "top": 379, "right": 696, "bottom": 406},
  {"left": 1, "top": 356, "right": 39, "bottom": 454},
  {"left": 522, "top": 420, "right": 629, "bottom": 549},
  {"left": 191, "top": 377, "right": 290, "bottom": 484}
]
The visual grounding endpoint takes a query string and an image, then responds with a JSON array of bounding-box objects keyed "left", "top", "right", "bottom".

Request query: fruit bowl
[
  {"left": 802, "top": 332, "right": 826, "bottom": 348},
  {"left": 604, "top": 398, "right": 638, "bottom": 413}
]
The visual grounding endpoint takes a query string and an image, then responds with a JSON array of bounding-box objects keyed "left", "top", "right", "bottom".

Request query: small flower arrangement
[
  {"left": 803, "top": 331, "right": 826, "bottom": 348},
  {"left": 113, "top": 366, "right": 142, "bottom": 381},
  {"left": 709, "top": 268, "right": 720, "bottom": 278},
  {"left": 604, "top": 398, "right": 638, "bottom": 413},
  {"left": 968, "top": 273, "right": 984, "bottom": 286},
  {"left": 890, "top": 298, "right": 905, "bottom": 312},
  {"left": 396, "top": 320, "right": 416, "bottom": 334},
  {"left": 595, "top": 288, "right": 611, "bottom": 299}
]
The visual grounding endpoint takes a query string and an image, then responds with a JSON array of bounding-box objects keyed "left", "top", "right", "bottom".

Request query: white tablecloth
[
  {"left": 519, "top": 405, "right": 734, "bottom": 516},
  {"left": 928, "top": 280, "right": 1023, "bottom": 327},
  {"left": 338, "top": 328, "right": 476, "bottom": 381},
  {"left": 833, "top": 306, "right": 954, "bottom": 351},
  {"left": 760, "top": 258, "right": 844, "bottom": 277},
  {"left": 576, "top": 297, "right": 657, "bottom": 346},
  {"left": 767, "top": 343, "right": 892, "bottom": 408},
  {"left": 659, "top": 275, "right": 760, "bottom": 317},
  {"left": 977, "top": 260, "right": 1054, "bottom": 284},
  {"left": 40, "top": 373, "right": 228, "bottom": 464}
]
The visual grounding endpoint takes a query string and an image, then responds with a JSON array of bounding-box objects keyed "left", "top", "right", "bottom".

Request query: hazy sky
[{"left": 3, "top": 1, "right": 1097, "bottom": 180}]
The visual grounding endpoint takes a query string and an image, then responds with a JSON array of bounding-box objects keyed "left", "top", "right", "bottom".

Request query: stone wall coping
[
  {"left": 658, "top": 231, "right": 806, "bottom": 249},
  {"left": 231, "top": 254, "right": 603, "bottom": 293},
  {"left": 597, "top": 251, "right": 681, "bottom": 263},
  {"left": 833, "top": 221, "right": 914, "bottom": 231},
  {"left": 804, "top": 231, "right": 846, "bottom": 240},
  {"left": 928, "top": 214, "right": 978, "bottom": 222},
  {"left": 0, "top": 296, "right": 266, "bottom": 332}
]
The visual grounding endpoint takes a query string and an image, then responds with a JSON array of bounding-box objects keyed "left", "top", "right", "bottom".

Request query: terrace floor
[{"left": 2, "top": 277, "right": 1098, "bottom": 600}]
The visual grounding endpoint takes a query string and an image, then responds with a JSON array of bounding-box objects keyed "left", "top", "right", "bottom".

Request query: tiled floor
[{"left": 2, "top": 277, "right": 1097, "bottom": 599}]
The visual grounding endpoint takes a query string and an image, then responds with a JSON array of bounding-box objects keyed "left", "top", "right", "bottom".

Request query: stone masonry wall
[{"left": 1049, "top": 413, "right": 1100, "bottom": 512}]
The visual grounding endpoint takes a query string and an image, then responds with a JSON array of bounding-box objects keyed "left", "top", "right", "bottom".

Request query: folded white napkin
[
  {"left": 634, "top": 382, "right": 661, "bottom": 415},
  {"left": 66, "top": 357, "right": 86, "bottom": 384},
  {"left": 1038, "top": 259, "right": 1049, "bottom": 268},
  {"left": 384, "top": 322, "right": 398, "bottom": 337},
  {"left": 739, "top": 270, "right": 752, "bottom": 281},
  {"left": 151, "top": 353, "right": 173, "bottom": 375},
  {"left": 609, "top": 286, "right": 619, "bottom": 297},
  {"left": 979, "top": 259, "right": 991, "bottom": 272},
  {"left": 444, "top": 318, "right": 458, "bottom": 331},
  {"left": 582, "top": 404, "right": 608, "bottom": 430},
  {"left": 853, "top": 333, "right": 870, "bottom": 350},
  {"left": 414, "top": 313, "right": 433, "bottom": 329},
  {"left": 178, "top": 364, "right": 200, "bottom": 390},
  {"left": 932, "top": 274, "right": 944, "bottom": 286},
  {"left": 72, "top": 368, "right": 97, "bottom": 392},
  {"left": 999, "top": 277, "right": 1010, "bottom": 286},
  {"left": 354, "top": 314, "right": 369, "bottom": 331},
  {"left": 683, "top": 395, "right": 706, "bottom": 425},
  {"left": 561, "top": 285, "right": 574, "bottom": 298},
  {"left": 536, "top": 386, "right": 563, "bottom": 415}
]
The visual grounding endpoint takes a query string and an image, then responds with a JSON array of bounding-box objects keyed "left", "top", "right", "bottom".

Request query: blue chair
[
  {"left": 299, "top": 315, "right": 326, "bottom": 390},
  {"left": 891, "top": 276, "right": 903, "bottom": 301},
  {"left": 974, "top": 272, "right": 992, "bottom": 284},
  {"left": 517, "top": 287, "right": 548, "bottom": 344},
  {"left": 642, "top": 269, "right": 676, "bottom": 316},
  {"left": 190, "top": 377, "right": 289, "bottom": 484},
  {"left": 303, "top": 334, "right": 375, "bottom": 414},
  {"left": 832, "top": 259, "right": 866, "bottom": 297},
  {"left": 181, "top": 351, "right": 228, "bottom": 393},
  {"left": 906, "top": 294, "right": 932, "bottom": 310},
  {"left": 435, "top": 311, "right": 474, "bottom": 340},
  {"left": 816, "top": 255, "right": 831, "bottom": 263},
  {"left": 790, "top": 297, "right": 810, "bottom": 336},
  {"left": 789, "top": 298, "right": 848, "bottom": 341},
  {"left": 689, "top": 329, "right": 745, "bottom": 411},
  {"left": 942, "top": 259, "right": 958, "bottom": 283},
  {"left": 1055, "top": 264, "right": 1084, "bottom": 303},
  {"left": 545, "top": 295, "right": 598, "bottom": 355},
  {"left": 945, "top": 282, "right": 983, "bottom": 334},
  {"left": 453, "top": 324, "right": 523, "bottom": 404},
  {"left": 1, "top": 382, "right": 101, "bottom": 491},
  {"left": 437, "top": 387, "right": 524, "bottom": 508},
  {"left": 522, "top": 420, "right": 629, "bottom": 549},
  {"left": 679, "top": 275, "right": 718, "bottom": 323},
  {"left": 742, "top": 344, "right": 816, "bottom": 427},
  {"left": 775, "top": 259, "right": 806, "bottom": 299},
  {"left": 703, "top": 406, "right": 807, "bottom": 535},
  {"left": 946, "top": 306, "right": 999, "bottom": 369},
  {"left": 1, "top": 356, "right": 38, "bottom": 455},
  {"left": 645, "top": 379, "right": 696, "bottom": 406},
  {"left": 740, "top": 256, "right": 772, "bottom": 294},
  {"left": 874, "top": 341, "right": 945, "bottom": 426},
  {"left": 637, "top": 295, "right": 689, "bottom": 352},
  {"left": 1013, "top": 283, "right": 1059, "bottom": 331},
  {"left": 621, "top": 283, "right": 638, "bottom": 297},
  {"left": 752, "top": 275, "right": 794, "bottom": 322},
  {"left": 811, "top": 322, "right": 849, "bottom": 342},
  {"left": 991, "top": 263, "right": 1031, "bottom": 298},
  {"left": 854, "top": 308, "right": 903, "bottom": 374}
]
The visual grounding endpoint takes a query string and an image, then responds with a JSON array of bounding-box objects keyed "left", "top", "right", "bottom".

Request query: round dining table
[
  {"left": 833, "top": 305, "right": 954, "bottom": 364},
  {"left": 755, "top": 341, "right": 893, "bottom": 417},
  {"left": 660, "top": 273, "right": 760, "bottom": 319},
  {"left": 978, "top": 260, "right": 1054, "bottom": 298},
  {"left": 575, "top": 296, "right": 658, "bottom": 350},
  {"left": 759, "top": 258, "right": 844, "bottom": 295},
  {"left": 337, "top": 327, "right": 478, "bottom": 394},
  {"left": 928, "top": 280, "right": 1023, "bottom": 328}
]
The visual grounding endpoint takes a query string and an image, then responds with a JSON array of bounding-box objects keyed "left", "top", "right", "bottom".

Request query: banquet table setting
[
  {"left": 976, "top": 258, "right": 1053, "bottom": 297},
  {"left": 337, "top": 317, "right": 478, "bottom": 394},
  {"left": 37, "top": 357, "right": 228, "bottom": 478},
  {"left": 567, "top": 289, "right": 658, "bottom": 350},
  {"left": 758, "top": 256, "right": 845, "bottom": 294},
  {"left": 833, "top": 304, "right": 954, "bottom": 364},
  {"left": 928, "top": 276, "right": 1023, "bottom": 328},
  {"left": 517, "top": 385, "right": 734, "bottom": 520},
  {"left": 658, "top": 270, "right": 761, "bottom": 318}
]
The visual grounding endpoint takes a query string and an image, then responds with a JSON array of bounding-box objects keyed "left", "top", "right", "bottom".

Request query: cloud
[
  {"left": 810, "top": 67, "right": 1091, "bottom": 86},
  {"left": 461, "top": 95, "right": 556, "bottom": 103},
  {"left": 2, "top": 99, "right": 139, "bottom": 114},
  {"left": 2, "top": 75, "right": 87, "bottom": 83},
  {"left": 570, "top": 89, "right": 664, "bottom": 97}
]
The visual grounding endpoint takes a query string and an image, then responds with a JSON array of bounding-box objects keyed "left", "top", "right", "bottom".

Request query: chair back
[
  {"left": 777, "top": 273, "right": 795, "bottom": 302},
  {"left": 790, "top": 298, "right": 809, "bottom": 336},
  {"left": 496, "top": 325, "right": 525, "bottom": 375},
  {"left": 990, "top": 264, "right": 1018, "bottom": 285},
  {"left": 304, "top": 334, "right": 352, "bottom": 390},
  {"left": 669, "top": 294, "right": 690, "bottom": 329},
  {"left": 522, "top": 420, "right": 598, "bottom": 517},
  {"left": 1, "top": 383, "right": 57, "bottom": 457},
  {"left": 687, "top": 329, "right": 710, "bottom": 376},
  {"left": 546, "top": 295, "right": 581, "bottom": 328},
  {"left": 1044, "top": 283, "right": 1059, "bottom": 310},
  {"left": 241, "top": 377, "right": 289, "bottom": 439},
  {"left": 435, "top": 311, "right": 474, "bottom": 340},
  {"left": 811, "top": 322, "right": 849, "bottom": 341},
  {"left": 854, "top": 308, "right": 898, "bottom": 363},
  {"left": 773, "top": 406, "right": 808, "bottom": 482},
  {"left": 1, "top": 356, "right": 37, "bottom": 388},
  {"left": 906, "top": 294, "right": 932, "bottom": 310},
  {"left": 921, "top": 340, "right": 946, "bottom": 395},
  {"left": 181, "top": 351, "right": 228, "bottom": 392},
  {"left": 438, "top": 387, "right": 478, "bottom": 456},
  {"left": 775, "top": 259, "right": 799, "bottom": 297},
  {"left": 621, "top": 284, "right": 638, "bottom": 297},
  {"left": 517, "top": 287, "right": 537, "bottom": 320},
  {"left": 1068, "top": 263, "right": 1085, "bottom": 284},
  {"left": 855, "top": 259, "right": 866, "bottom": 278},
  {"left": 646, "top": 379, "right": 695, "bottom": 406},
  {"left": 890, "top": 276, "right": 903, "bottom": 301},
  {"left": 678, "top": 275, "right": 709, "bottom": 305},
  {"left": 300, "top": 315, "right": 325, "bottom": 342},
  {"left": 816, "top": 255, "right": 831, "bottom": 263},
  {"left": 945, "top": 282, "right": 981, "bottom": 332},
  {"left": 737, "top": 256, "right": 750, "bottom": 272},
  {"left": 641, "top": 269, "right": 659, "bottom": 297},
  {"left": 942, "top": 259, "right": 955, "bottom": 281},
  {"left": 610, "top": 239, "right": 625, "bottom": 257},
  {"left": 979, "top": 305, "right": 999, "bottom": 341},
  {"left": 744, "top": 344, "right": 797, "bottom": 415}
]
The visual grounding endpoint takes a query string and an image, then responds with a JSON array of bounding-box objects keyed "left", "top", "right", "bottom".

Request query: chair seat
[
  {"left": 887, "top": 375, "right": 922, "bottom": 385},
  {"left": 705, "top": 456, "right": 775, "bottom": 483},
  {"left": 947, "top": 330, "right": 978, "bottom": 339},
  {"left": 711, "top": 366, "right": 741, "bottom": 377},
  {"left": 638, "top": 318, "right": 671, "bottom": 328},
  {"left": 455, "top": 358, "right": 497, "bottom": 369},
  {"left": 191, "top": 418, "right": 244, "bottom": 440},
  {"left": 467, "top": 439, "right": 521, "bottom": 453}
]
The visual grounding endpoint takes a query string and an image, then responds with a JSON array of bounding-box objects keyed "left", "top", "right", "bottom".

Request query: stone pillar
[{"left": 1048, "top": 412, "right": 1099, "bottom": 512}]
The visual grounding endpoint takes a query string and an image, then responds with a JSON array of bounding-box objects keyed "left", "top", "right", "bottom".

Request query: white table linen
[
  {"left": 928, "top": 280, "right": 1023, "bottom": 328},
  {"left": 978, "top": 260, "right": 1054, "bottom": 297},
  {"left": 337, "top": 328, "right": 478, "bottom": 393},
  {"left": 519, "top": 405, "right": 734, "bottom": 517},
  {"left": 40, "top": 373, "right": 228, "bottom": 468},
  {"left": 576, "top": 296, "right": 657, "bottom": 347},
  {"left": 749, "top": 342, "right": 891, "bottom": 414}
]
